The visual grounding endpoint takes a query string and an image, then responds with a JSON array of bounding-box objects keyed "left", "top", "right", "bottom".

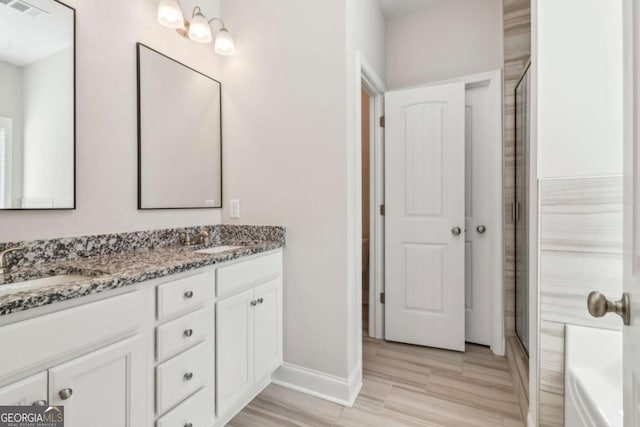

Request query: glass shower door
[{"left": 514, "top": 63, "right": 531, "bottom": 353}]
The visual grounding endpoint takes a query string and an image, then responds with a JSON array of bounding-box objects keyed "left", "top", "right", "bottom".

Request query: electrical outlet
[{"left": 230, "top": 199, "right": 240, "bottom": 219}]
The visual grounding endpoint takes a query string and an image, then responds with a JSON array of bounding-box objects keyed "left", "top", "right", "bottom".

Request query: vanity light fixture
[{"left": 157, "top": 0, "right": 235, "bottom": 56}]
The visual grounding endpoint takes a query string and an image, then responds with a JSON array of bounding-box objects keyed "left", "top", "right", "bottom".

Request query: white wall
[
  {"left": 386, "top": 0, "right": 503, "bottom": 89},
  {"left": 220, "top": 0, "right": 385, "bottom": 391},
  {"left": 537, "top": 0, "right": 623, "bottom": 178},
  {"left": 22, "top": 48, "right": 74, "bottom": 207},
  {"left": 0, "top": 61, "right": 23, "bottom": 206},
  {"left": 0, "top": 0, "right": 222, "bottom": 242}
]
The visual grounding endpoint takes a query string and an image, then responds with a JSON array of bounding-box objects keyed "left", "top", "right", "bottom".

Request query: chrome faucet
[
  {"left": 180, "top": 231, "right": 209, "bottom": 247},
  {"left": 0, "top": 247, "right": 25, "bottom": 274}
]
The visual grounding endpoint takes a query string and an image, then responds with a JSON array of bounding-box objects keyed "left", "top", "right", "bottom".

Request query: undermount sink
[
  {"left": 195, "top": 246, "right": 243, "bottom": 255},
  {"left": 0, "top": 274, "right": 90, "bottom": 296}
]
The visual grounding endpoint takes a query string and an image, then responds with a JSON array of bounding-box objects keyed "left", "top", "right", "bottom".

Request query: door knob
[
  {"left": 451, "top": 227, "right": 462, "bottom": 236},
  {"left": 476, "top": 225, "right": 487, "bottom": 234},
  {"left": 587, "top": 291, "right": 630, "bottom": 326},
  {"left": 58, "top": 388, "right": 73, "bottom": 400}
]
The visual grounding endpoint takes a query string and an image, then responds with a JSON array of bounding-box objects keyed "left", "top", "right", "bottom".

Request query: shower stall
[{"left": 514, "top": 62, "right": 531, "bottom": 353}]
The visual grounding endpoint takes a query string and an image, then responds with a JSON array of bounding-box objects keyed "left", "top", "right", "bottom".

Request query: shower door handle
[{"left": 587, "top": 291, "right": 630, "bottom": 326}]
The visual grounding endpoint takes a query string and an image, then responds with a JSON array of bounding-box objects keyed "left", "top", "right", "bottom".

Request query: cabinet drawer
[
  {"left": 156, "top": 307, "right": 211, "bottom": 361},
  {"left": 157, "top": 271, "right": 214, "bottom": 320},
  {"left": 0, "top": 291, "right": 142, "bottom": 380},
  {"left": 156, "top": 342, "right": 207, "bottom": 415},
  {"left": 156, "top": 388, "right": 213, "bottom": 427},
  {"left": 216, "top": 251, "right": 282, "bottom": 298}
]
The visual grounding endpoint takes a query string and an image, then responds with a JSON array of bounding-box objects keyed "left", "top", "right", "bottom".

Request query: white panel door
[
  {"left": 385, "top": 83, "right": 466, "bottom": 351},
  {"left": 0, "top": 372, "right": 47, "bottom": 406},
  {"left": 624, "top": 2, "right": 640, "bottom": 423},
  {"left": 216, "top": 288, "right": 254, "bottom": 415},
  {"left": 48, "top": 336, "right": 146, "bottom": 427},
  {"left": 464, "top": 83, "right": 494, "bottom": 346},
  {"left": 254, "top": 278, "right": 283, "bottom": 381}
]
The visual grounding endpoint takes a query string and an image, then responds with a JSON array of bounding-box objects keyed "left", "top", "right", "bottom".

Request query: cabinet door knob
[
  {"left": 183, "top": 329, "right": 194, "bottom": 338},
  {"left": 59, "top": 388, "right": 73, "bottom": 400},
  {"left": 250, "top": 300, "right": 257, "bottom": 306},
  {"left": 32, "top": 400, "right": 47, "bottom": 406},
  {"left": 183, "top": 372, "right": 194, "bottom": 381},
  {"left": 184, "top": 290, "right": 194, "bottom": 299},
  {"left": 257, "top": 298, "right": 264, "bottom": 304},
  {"left": 184, "top": 424, "right": 193, "bottom": 427}
]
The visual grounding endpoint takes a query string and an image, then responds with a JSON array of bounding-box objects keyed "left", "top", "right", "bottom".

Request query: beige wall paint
[{"left": 386, "top": 0, "right": 504, "bottom": 89}]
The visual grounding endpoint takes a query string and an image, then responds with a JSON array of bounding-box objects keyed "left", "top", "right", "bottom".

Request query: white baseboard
[{"left": 271, "top": 362, "right": 362, "bottom": 407}]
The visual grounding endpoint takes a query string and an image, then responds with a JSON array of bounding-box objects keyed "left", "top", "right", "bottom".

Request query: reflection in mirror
[
  {"left": 137, "top": 43, "right": 222, "bottom": 209},
  {"left": 0, "top": 0, "right": 75, "bottom": 209}
]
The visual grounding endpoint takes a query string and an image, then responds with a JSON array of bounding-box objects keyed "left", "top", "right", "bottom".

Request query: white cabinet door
[
  {"left": 385, "top": 83, "right": 466, "bottom": 351},
  {"left": 48, "top": 336, "right": 146, "bottom": 427},
  {"left": 216, "top": 288, "right": 254, "bottom": 415},
  {"left": 0, "top": 372, "right": 47, "bottom": 406},
  {"left": 254, "top": 278, "right": 282, "bottom": 381}
]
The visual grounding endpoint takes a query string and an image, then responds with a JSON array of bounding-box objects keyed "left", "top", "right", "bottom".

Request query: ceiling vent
[{"left": 1, "top": 0, "right": 48, "bottom": 18}]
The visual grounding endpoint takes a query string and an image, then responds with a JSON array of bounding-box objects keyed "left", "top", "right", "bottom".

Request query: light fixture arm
[
  {"left": 207, "top": 17, "right": 226, "bottom": 30},
  {"left": 191, "top": 6, "right": 204, "bottom": 18}
]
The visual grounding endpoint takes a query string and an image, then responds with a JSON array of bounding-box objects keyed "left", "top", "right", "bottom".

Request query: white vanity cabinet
[
  {"left": 48, "top": 336, "right": 146, "bottom": 427},
  {"left": 0, "top": 372, "right": 48, "bottom": 406},
  {"left": 0, "top": 248, "right": 283, "bottom": 427},
  {"left": 0, "top": 291, "right": 148, "bottom": 426},
  {"left": 216, "top": 253, "right": 283, "bottom": 422}
]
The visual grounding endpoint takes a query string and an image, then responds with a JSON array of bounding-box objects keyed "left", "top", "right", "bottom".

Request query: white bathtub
[{"left": 565, "top": 325, "right": 622, "bottom": 427}]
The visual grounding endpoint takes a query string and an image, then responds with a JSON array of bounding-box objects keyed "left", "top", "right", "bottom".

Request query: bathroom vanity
[{"left": 0, "top": 225, "right": 285, "bottom": 427}]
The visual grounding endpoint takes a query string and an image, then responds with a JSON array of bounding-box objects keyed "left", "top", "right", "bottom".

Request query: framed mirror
[
  {"left": 0, "top": 0, "right": 75, "bottom": 210},
  {"left": 137, "top": 43, "right": 222, "bottom": 210}
]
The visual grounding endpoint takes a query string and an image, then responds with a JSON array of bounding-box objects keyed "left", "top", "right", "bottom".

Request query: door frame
[
  {"left": 356, "top": 53, "right": 386, "bottom": 344},
  {"left": 377, "top": 70, "right": 505, "bottom": 355}
]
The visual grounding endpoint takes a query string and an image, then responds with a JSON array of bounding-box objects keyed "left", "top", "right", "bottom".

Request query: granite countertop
[{"left": 0, "top": 240, "right": 283, "bottom": 316}]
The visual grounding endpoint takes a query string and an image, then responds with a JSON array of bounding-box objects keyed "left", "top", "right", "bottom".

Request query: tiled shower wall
[
  {"left": 503, "top": 0, "right": 531, "bottom": 419},
  {"left": 538, "top": 176, "right": 623, "bottom": 426},
  {"left": 503, "top": 0, "right": 531, "bottom": 336}
]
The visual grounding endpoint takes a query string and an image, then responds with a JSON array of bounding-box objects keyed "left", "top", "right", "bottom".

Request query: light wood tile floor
[{"left": 228, "top": 336, "right": 525, "bottom": 427}]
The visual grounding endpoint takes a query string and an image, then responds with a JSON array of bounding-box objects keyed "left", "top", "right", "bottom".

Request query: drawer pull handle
[
  {"left": 257, "top": 298, "right": 264, "bottom": 304},
  {"left": 32, "top": 400, "right": 47, "bottom": 406},
  {"left": 184, "top": 329, "right": 194, "bottom": 338},
  {"left": 59, "top": 388, "right": 73, "bottom": 400},
  {"left": 184, "top": 291, "right": 194, "bottom": 299},
  {"left": 184, "top": 372, "right": 194, "bottom": 381}
]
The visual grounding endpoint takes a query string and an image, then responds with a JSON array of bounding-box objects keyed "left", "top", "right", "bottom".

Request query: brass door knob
[{"left": 587, "top": 291, "right": 630, "bottom": 326}]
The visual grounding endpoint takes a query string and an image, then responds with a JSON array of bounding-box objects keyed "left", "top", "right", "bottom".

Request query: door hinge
[
  {"left": 380, "top": 204, "right": 385, "bottom": 216},
  {"left": 380, "top": 292, "right": 385, "bottom": 304},
  {"left": 379, "top": 116, "right": 385, "bottom": 128}
]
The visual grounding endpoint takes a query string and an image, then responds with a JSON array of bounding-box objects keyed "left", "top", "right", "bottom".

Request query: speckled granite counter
[{"left": 0, "top": 225, "right": 285, "bottom": 316}]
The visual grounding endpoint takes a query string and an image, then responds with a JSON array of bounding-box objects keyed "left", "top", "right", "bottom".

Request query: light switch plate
[{"left": 230, "top": 199, "right": 240, "bottom": 219}]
